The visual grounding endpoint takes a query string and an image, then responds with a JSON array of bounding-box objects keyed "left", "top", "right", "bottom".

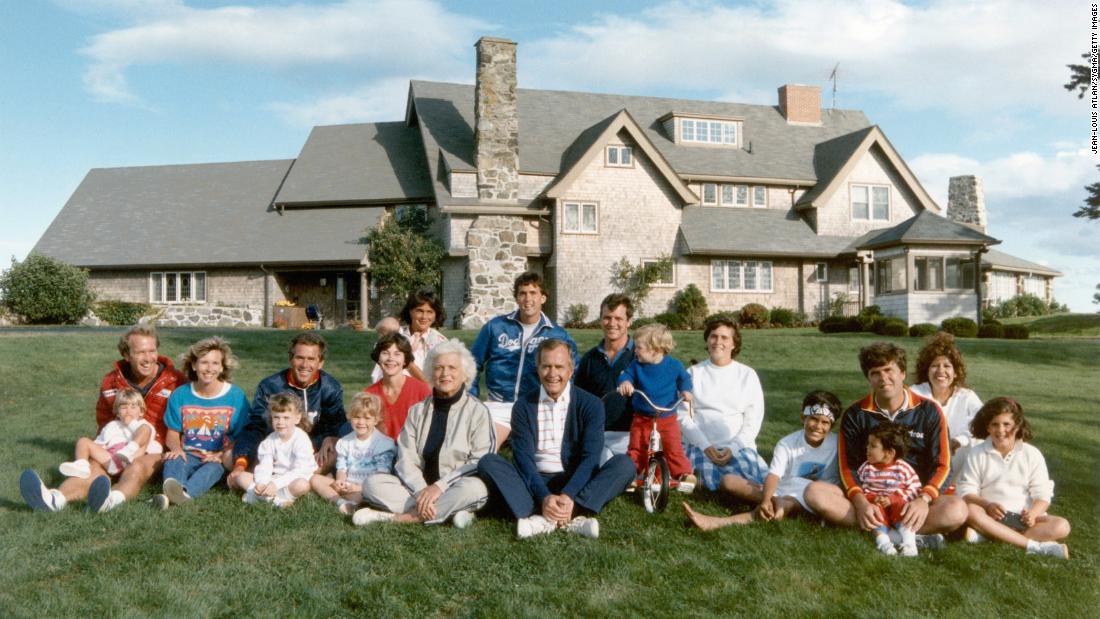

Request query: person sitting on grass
[
  {"left": 21, "top": 325, "right": 185, "bottom": 513},
  {"left": 858, "top": 422, "right": 923, "bottom": 556},
  {"left": 311, "top": 392, "right": 396, "bottom": 515},
  {"left": 56, "top": 388, "right": 159, "bottom": 481},
  {"left": 237, "top": 393, "right": 318, "bottom": 508},
  {"left": 683, "top": 390, "right": 841, "bottom": 530},
  {"left": 957, "top": 397, "right": 1071, "bottom": 559},
  {"left": 155, "top": 337, "right": 250, "bottom": 509},
  {"left": 616, "top": 323, "right": 696, "bottom": 493}
]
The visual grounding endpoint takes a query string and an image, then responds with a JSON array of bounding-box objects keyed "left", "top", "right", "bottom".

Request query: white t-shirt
[
  {"left": 254, "top": 427, "right": 318, "bottom": 489},
  {"left": 768, "top": 429, "right": 839, "bottom": 485},
  {"left": 336, "top": 430, "right": 397, "bottom": 484},
  {"left": 912, "top": 383, "right": 983, "bottom": 447}
]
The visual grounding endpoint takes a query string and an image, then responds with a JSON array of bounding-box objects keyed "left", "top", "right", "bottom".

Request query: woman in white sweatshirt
[{"left": 679, "top": 317, "right": 768, "bottom": 492}]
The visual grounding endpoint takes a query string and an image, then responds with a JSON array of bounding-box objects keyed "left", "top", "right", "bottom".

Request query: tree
[
  {"left": 0, "top": 253, "right": 94, "bottom": 324},
  {"left": 1064, "top": 52, "right": 1090, "bottom": 99},
  {"left": 1075, "top": 168, "right": 1100, "bottom": 219},
  {"left": 366, "top": 206, "right": 445, "bottom": 311},
  {"left": 608, "top": 255, "right": 672, "bottom": 314},
  {"left": 1093, "top": 283, "right": 1100, "bottom": 306}
]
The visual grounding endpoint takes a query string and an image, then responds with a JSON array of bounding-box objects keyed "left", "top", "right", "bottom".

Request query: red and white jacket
[{"left": 95, "top": 356, "right": 186, "bottom": 445}]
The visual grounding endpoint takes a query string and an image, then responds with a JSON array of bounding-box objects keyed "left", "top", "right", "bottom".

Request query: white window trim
[
  {"left": 678, "top": 117, "right": 741, "bottom": 147},
  {"left": 561, "top": 201, "right": 599, "bottom": 234},
  {"left": 719, "top": 184, "right": 736, "bottom": 206},
  {"left": 850, "top": 183, "right": 891, "bottom": 221},
  {"left": 815, "top": 262, "right": 828, "bottom": 283},
  {"left": 605, "top": 145, "right": 634, "bottom": 168},
  {"left": 735, "top": 184, "right": 750, "bottom": 207},
  {"left": 701, "top": 183, "right": 718, "bottom": 205},
  {"left": 149, "top": 271, "right": 207, "bottom": 304},
  {"left": 710, "top": 259, "right": 774, "bottom": 293},
  {"left": 641, "top": 258, "right": 675, "bottom": 288},
  {"left": 752, "top": 186, "right": 768, "bottom": 209}
]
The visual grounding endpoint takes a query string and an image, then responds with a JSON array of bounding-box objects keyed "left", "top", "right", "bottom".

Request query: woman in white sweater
[
  {"left": 678, "top": 317, "right": 768, "bottom": 492},
  {"left": 910, "top": 332, "right": 983, "bottom": 480}
]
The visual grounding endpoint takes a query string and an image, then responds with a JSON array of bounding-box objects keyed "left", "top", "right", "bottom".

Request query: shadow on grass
[{"left": 19, "top": 436, "right": 74, "bottom": 456}]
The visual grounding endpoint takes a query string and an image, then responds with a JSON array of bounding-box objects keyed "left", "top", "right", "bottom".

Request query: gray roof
[
  {"left": 856, "top": 210, "right": 999, "bottom": 250},
  {"left": 33, "top": 160, "right": 382, "bottom": 268},
  {"left": 983, "top": 249, "right": 1062, "bottom": 276},
  {"left": 795, "top": 126, "right": 876, "bottom": 207},
  {"left": 409, "top": 80, "right": 873, "bottom": 206},
  {"left": 275, "top": 122, "right": 432, "bottom": 206},
  {"left": 679, "top": 207, "right": 856, "bottom": 258}
]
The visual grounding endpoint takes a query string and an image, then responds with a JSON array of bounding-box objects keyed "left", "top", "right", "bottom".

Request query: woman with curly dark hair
[{"left": 911, "top": 332, "right": 983, "bottom": 466}]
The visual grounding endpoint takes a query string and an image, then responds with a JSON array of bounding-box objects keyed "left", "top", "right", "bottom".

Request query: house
[{"left": 33, "top": 36, "right": 1059, "bottom": 328}]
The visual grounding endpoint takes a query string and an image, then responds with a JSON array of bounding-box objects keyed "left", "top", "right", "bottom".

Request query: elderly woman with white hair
[{"left": 354, "top": 339, "right": 495, "bottom": 528}]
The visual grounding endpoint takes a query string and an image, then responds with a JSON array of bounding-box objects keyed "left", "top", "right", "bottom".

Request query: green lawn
[
  {"left": 1000, "top": 312, "right": 1100, "bottom": 338},
  {"left": 0, "top": 327, "right": 1097, "bottom": 617}
]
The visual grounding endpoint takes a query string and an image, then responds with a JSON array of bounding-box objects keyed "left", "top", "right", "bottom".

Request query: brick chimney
[
  {"left": 947, "top": 175, "right": 987, "bottom": 233},
  {"left": 778, "top": 84, "right": 821, "bottom": 124},
  {"left": 474, "top": 36, "right": 519, "bottom": 202}
]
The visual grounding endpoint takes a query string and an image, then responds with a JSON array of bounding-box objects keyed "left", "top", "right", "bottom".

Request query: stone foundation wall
[
  {"left": 458, "top": 215, "right": 527, "bottom": 328},
  {"left": 150, "top": 305, "right": 263, "bottom": 328}
]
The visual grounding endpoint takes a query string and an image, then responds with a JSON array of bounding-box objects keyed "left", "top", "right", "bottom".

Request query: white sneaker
[
  {"left": 875, "top": 536, "right": 898, "bottom": 556},
  {"left": 150, "top": 494, "right": 170, "bottom": 511},
  {"left": 563, "top": 516, "right": 599, "bottom": 539},
  {"left": 1030, "top": 541, "right": 1069, "bottom": 560},
  {"left": 517, "top": 514, "right": 557, "bottom": 539},
  {"left": 452, "top": 510, "right": 476, "bottom": 529},
  {"left": 59, "top": 459, "right": 91, "bottom": 479},
  {"left": 163, "top": 478, "right": 192, "bottom": 505},
  {"left": 676, "top": 474, "right": 697, "bottom": 494},
  {"left": 915, "top": 533, "right": 945, "bottom": 550},
  {"left": 273, "top": 497, "right": 295, "bottom": 509},
  {"left": 337, "top": 499, "right": 358, "bottom": 516},
  {"left": 352, "top": 507, "right": 395, "bottom": 526},
  {"left": 96, "top": 490, "right": 126, "bottom": 513},
  {"left": 20, "top": 469, "right": 64, "bottom": 512},
  {"left": 242, "top": 486, "right": 261, "bottom": 505},
  {"left": 964, "top": 527, "right": 987, "bottom": 544},
  {"left": 899, "top": 542, "right": 918, "bottom": 557}
]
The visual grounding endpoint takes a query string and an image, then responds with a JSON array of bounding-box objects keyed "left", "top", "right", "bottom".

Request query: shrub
[
  {"left": 879, "top": 318, "right": 908, "bottom": 337},
  {"left": 563, "top": 303, "right": 589, "bottom": 328},
  {"left": 941, "top": 316, "right": 979, "bottom": 338},
  {"left": 1003, "top": 324, "right": 1030, "bottom": 340},
  {"left": 818, "top": 316, "right": 849, "bottom": 333},
  {"left": 631, "top": 316, "right": 656, "bottom": 329},
  {"left": 769, "top": 307, "right": 797, "bottom": 327},
  {"left": 704, "top": 311, "right": 739, "bottom": 326},
  {"left": 857, "top": 305, "right": 883, "bottom": 331},
  {"left": 366, "top": 207, "right": 444, "bottom": 307},
  {"left": 94, "top": 300, "right": 153, "bottom": 326},
  {"left": 866, "top": 316, "right": 888, "bottom": 334},
  {"left": 739, "top": 303, "right": 770, "bottom": 328},
  {"left": 909, "top": 323, "right": 938, "bottom": 338},
  {"left": 978, "top": 323, "right": 1005, "bottom": 339},
  {"left": 671, "top": 284, "right": 708, "bottom": 330},
  {"left": 993, "top": 293, "right": 1049, "bottom": 318},
  {"left": 844, "top": 316, "right": 864, "bottom": 332},
  {"left": 0, "top": 254, "right": 94, "bottom": 324},
  {"left": 652, "top": 312, "right": 686, "bottom": 330}
]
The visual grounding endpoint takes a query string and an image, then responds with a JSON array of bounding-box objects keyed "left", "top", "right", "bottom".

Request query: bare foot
[{"left": 682, "top": 502, "right": 740, "bottom": 531}]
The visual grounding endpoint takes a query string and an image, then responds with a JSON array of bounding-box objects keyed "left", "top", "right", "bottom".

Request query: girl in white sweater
[
  {"left": 237, "top": 393, "right": 318, "bottom": 508},
  {"left": 957, "top": 397, "right": 1070, "bottom": 559}
]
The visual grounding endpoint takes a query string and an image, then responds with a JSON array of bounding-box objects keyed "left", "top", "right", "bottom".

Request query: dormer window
[
  {"left": 660, "top": 112, "right": 743, "bottom": 147},
  {"left": 606, "top": 145, "right": 633, "bottom": 167}
]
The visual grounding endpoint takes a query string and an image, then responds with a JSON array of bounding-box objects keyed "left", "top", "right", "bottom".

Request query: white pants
[
  {"left": 361, "top": 473, "right": 488, "bottom": 524},
  {"left": 600, "top": 431, "right": 630, "bottom": 465}
]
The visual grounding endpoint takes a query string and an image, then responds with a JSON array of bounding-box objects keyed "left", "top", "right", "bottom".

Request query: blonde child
[
  {"left": 616, "top": 323, "right": 696, "bottom": 492},
  {"left": 311, "top": 392, "right": 396, "bottom": 514},
  {"left": 858, "top": 422, "right": 922, "bottom": 556},
  {"left": 957, "top": 397, "right": 1070, "bottom": 559},
  {"left": 59, "top": 388, "right": 160, "bottom": 479},
  {"left": 237, "top": 393, "right": 318, "bottom": 508},
  {"left": 684, "top": 390, "right": 841, "bottom": 530}
]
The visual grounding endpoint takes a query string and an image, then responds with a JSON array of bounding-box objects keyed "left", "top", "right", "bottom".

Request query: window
[
  {"left": 720, "top": 184, "right": 735, "bottom": 206},
  {"left": 736, "top": 185, "right": 749, "bottom": 207},
  {"left": 701, "top": 183, "right": 717, "bottom": 205},
  {"left": 680, "top": 118, "right": 739, "bottom": 145},
  {"left": 848, "top": 266, "right": 860, "bottom": 292},
  {"left": 711, "top": 260, "right": 773, "bottom": 292},
  {"left": 874, "top": 257, "right": 906, "bottom": 294},
  {"left": 150, "top": 271, "right": 206, "bottom": 303},
  {"left": 852, "top": 184, "right": 890, "bottom": 221},
  {"left": 563, "top": 202, "right": 598, "bottom": 233},
  {"left": 946, "top": 257, "right": 975, "bottom": 290},
  {"left": 606, "top": 145, "right": 632, "bottom": 167},
  {"left": 753, "top": 186, "right": 767, "bottom": 208},
  {"left": 642, "top": 258, "right": 674, "bottom": 286},
  {"left": 913, "top": 256, "right": 944, "bottom": 291},
  {"left": 815, "top": 263, "right": 828, "bottom": 283}
]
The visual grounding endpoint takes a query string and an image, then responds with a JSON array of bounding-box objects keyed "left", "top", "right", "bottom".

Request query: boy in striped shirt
[{"left": 858, "top": 422, "right": 922, "bottom": 556}]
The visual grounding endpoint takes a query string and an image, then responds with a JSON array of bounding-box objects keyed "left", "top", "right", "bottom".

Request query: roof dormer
[{"left": 658, "top": 112, "right": 743, "bottom": 148}]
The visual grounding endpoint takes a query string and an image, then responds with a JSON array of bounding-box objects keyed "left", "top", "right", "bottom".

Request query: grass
[
  {"left": 0, "top": 326, "right": 1097, "bottom": 617},
  {"left": 999, "top": 313, "right": 1100, "bottom": 338}
]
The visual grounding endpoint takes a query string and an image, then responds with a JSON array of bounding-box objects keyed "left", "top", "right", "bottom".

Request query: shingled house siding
[
  {"left": 519, "top": 174, "right": 553, "bottom": 200},
  {"left": 551, "top": 138, "right": 684, "bottom": 320},
  {"left": 450, "top": 173, "right": 477, "bottom": 198},
  {"left": 678, "top": 257, "right": 802, "bottom": 312},
  {"left": 88, "top": 271, "right": 148, "bottom": 302},
  {"left": 816, "top": 147, "right": 921, "bottom": 236},
  {"left": 908, "top": 291, "right": 978, "bottom": 325},
  {"left": 441, "top": 257, "right": 467, "bottom": 324}
]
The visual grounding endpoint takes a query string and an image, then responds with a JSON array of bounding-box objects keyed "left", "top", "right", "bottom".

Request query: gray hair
[{"left": 424, "top": 338, "right": 478, "bottom": 391}]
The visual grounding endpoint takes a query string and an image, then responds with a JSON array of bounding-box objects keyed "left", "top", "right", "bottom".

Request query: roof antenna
[{"left": 828, "top": 63, "right": 839, "bottom": 110}]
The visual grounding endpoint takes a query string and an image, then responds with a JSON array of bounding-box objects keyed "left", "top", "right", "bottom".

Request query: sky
[{"left": 2, "top": 0, "right": 1097, "bottom": 310}]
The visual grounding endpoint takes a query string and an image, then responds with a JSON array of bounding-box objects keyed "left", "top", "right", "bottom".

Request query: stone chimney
[
  {"left": 778, "top": 84, "right": 821, "bottom": 124},
  {"left": 474, "top": 37, "right": 519, "bottom": 202},
  {"left": 946, "top": 175, "right": 987, "bottom": 232}
]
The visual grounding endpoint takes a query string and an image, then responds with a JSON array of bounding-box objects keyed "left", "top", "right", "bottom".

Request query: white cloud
[
  {"left": 266, "top": 76, "right": 420, "bottom": 127},
  {"left": 78, "top": 0, "right": 489, "bottom": 104},
  {"left": 522, "top": 0, "right": 1084, "bottom": 117}
]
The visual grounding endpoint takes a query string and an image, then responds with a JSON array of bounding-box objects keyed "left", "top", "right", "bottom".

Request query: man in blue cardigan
[{"left": 477, "top": 339, "right": 635, "bottom": 539}]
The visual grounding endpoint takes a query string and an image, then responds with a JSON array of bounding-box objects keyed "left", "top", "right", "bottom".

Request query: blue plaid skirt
[{"left": 686, "top": 443, "right": 768, "bottom": 491}]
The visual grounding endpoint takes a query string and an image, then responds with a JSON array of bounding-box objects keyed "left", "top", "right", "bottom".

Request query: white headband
[{"left": 802, "top": 404, "right": 835, "bottom": 421}]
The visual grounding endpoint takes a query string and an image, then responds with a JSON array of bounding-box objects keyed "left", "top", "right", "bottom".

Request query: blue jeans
[{"left": 162, "top": 452, "right": 225, "bottom": 498}]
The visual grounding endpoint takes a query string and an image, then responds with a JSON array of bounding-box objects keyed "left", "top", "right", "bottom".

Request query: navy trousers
[{"left": 478, "top": 452, "right": 635, "bottom": 519}]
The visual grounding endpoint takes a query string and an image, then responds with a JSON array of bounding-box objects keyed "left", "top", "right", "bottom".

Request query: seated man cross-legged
[{"left": 477, "top": 338, "right": 636, "bottom": 539}]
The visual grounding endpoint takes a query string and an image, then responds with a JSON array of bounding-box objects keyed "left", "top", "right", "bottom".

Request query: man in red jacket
[{"left": 21, "top": 325, "right": 185, "bottom": 512}]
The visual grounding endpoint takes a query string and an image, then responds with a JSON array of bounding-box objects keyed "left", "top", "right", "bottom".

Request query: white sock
[
  {"left": 1026, "top": 540, "right": 1042, "bottom": 553},
  {"left": 898, "top": 525, "right": 916, "bottom": 546},
  {"left": 874, "top": 532, "right": 892, "bottom": 548},
  {"left": 276, "top": 487, "right": 294, "bottom": 502},
  {"left": 50, "top": 489, "right": 67, "bottom": 510},
  {"left": 109, "top": 490, "right": 126, "bottom": 505}
]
